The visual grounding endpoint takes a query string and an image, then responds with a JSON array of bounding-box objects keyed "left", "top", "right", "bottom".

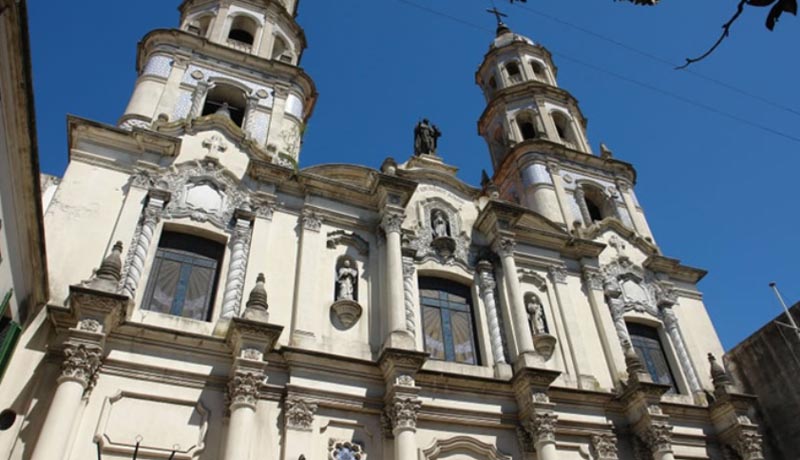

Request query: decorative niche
[
  {"left": 326, "top": 230, "right": 368, "bottom": 330},
  {"left": 524, "top": 292, "right": 556, "bottom": 361},
  {"left": 408, "top": 197, "right": 470, "bottom": 267}
]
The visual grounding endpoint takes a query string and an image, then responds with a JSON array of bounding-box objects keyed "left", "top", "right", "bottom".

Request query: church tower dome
[
  {"left": 477, "top": 22, "right": 655, "bottom": 242},
  {"left": 119, "top": 0, "right": 316, "bottom": 165}
]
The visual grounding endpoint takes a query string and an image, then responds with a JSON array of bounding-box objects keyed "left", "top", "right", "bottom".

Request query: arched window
[
  {"left": 516, "top": 112, "right": 537, "bottom": 140},
  {"left": 227, "top": 15, "right": 257, "bottom": 47},
  {"left": 578, "top": 184, "right": 616, "bottom": 225},
  {"left": 187, "top": 15, "right": 213, "bottom": 37},
  {"left": 201, "top": 83, "right": 247, "bottom": 127},
  {"left": 551, "top": 111, "right": 576, "bottom": 147},
  {"left": 141, "top": 231, "right": 225, "bottom": 321},
  {"left": 627, "top": 322, "right": 678, "bottom": 393},
  {"left": 530, "top": 60, "right": 546, "bottom": 83},
  {"left": 505, "top": 61, "right": 522, "bottom": 84},
  {"left": 419, "top": 277, "right": 479, "bottom": 365}
]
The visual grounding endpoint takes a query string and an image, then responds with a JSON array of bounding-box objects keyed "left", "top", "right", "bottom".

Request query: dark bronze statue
[{"left": 414, "top": 118, "right": 441, "bottom": 156}]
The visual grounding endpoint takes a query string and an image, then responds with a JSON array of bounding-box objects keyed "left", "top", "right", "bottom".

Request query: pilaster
[
  {"left": 512, "top": 367, "right": 561, "bottom": 460},
  {"left": 379, "top": 348, "right": 426, "bottom": 460},
  {"left": 546, "top": 162, "right": 573, "bottom": 227},
  {"left": 289, "top": 206, "right": 324, "bottom": 346},
  {"left": 582, "top": 264, "right": 626, "bottom": 388}
]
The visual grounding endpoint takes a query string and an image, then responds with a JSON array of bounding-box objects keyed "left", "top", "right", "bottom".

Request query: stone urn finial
[
  {"left": 242, "top": 273, "right": 269, "bottom": 322},
  {"left": 708, "top": 353, "right": 734, "bottom": 395},
  {"left": 88, "top": 241, "right": 124, "bottom": 292}
]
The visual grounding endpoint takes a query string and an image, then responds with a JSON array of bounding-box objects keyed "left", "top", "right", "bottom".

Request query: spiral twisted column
[
  {"left": 221, "top": 209, "right": 255, "bottom": 318},
  {"left": 477, "top": 260, "right": 506, "bottom": 365},
  {"left": 122, "top": 189, "right": 169, "bottom": 299}
]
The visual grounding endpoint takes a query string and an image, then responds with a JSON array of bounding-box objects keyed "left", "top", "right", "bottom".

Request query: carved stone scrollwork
[
  {"left": 582, "top": 267, "right": 604, "bottom": 291},
  {"left": 60, "top": 342, "right": 104, "bottom": 389},
  {"left": 285, "top": 396, "right": 318, "bottom": 431},
  {"left": 227, "top": 371, "right": 262, "bottom": 410},
  {"left": 641, "top": 423, "right": 673, "bottom": 454},
  {"left": 591, "top": 433, "right": 619, "bottom": 459},
  {"left": 516, "top": 425, "right": 535, "bottom": 453},
  {"left": 77, "top": 319, "right": 102, "bottom": 333},
  {"left": 524, "top": 411, "right": 558, "bottom": 444},
  {"left": 735, "top": 430, "right": 764, "bottom": 460},
  {"left": 395, "top": 374, "right": 415, "bottom": 387},
  {"left": 386, "top": 397, "right": 422, "bottom": 433}
]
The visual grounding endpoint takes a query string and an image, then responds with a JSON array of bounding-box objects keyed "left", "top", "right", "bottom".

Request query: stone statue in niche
[
  {"left": 526, "top": 295, "right": 547, "bottom": 335},
  {"left": 336, "top": 259, "right": 358, "bottom": 301},
  {"left": 414, "top": 118, "right": 441, "bottom": 156},
  {"left": 431, "top": 210, "right": 450, "bottom": 238},
  {"left": 429, "top": 209, "right": 456, "bottom": 258}
]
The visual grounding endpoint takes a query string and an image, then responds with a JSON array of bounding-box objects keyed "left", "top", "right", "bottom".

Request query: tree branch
[{"left": 676, "top": 0, "right": 747, "bottom": 69}]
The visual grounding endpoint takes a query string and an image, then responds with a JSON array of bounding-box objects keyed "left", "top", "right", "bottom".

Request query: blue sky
[{"left": 27, "top": 0, "right": 799, "bottom": 349}]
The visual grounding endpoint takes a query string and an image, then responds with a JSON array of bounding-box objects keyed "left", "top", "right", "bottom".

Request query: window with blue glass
[
  {"left": 419, "top": 277, "right": 480, "bottom": 365},
  {"left": 142, "top": 231, "right": 224, "bottom": 321},
  {"left": 627, "top": 322, "right": 678, "bottom": 393}
]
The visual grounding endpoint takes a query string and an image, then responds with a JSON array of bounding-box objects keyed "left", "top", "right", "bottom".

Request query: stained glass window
[
  {"left": 419, "top": 277, "right": 479, "bottom": 365},
  {"left": 142, "top": 232, "right": 224, "bottom": 321},
  {"left": 628, "top": 322, "right": 678, "bottom": 393}
]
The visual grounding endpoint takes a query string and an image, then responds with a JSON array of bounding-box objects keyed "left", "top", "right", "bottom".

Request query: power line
[
  {"left": 509, "top": 1, "right": 800, "bottom": 119},
  {"left": 390, "top": 0, "right": 800, "bottom": 145}
]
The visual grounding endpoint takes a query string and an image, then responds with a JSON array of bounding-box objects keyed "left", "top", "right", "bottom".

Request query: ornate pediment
[
  {"left": 601, "top": 256, "right": 677, "bottom": 318},
  {"left": 133, "top": 159, "right": 249, "bottom": 230},
  {"left": 406, "top": 196, "right": 472, "bottom": 268}
]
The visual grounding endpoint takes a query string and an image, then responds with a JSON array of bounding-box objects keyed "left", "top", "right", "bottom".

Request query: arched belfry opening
[
  {"left": 201, "top": 84, "right": 247, "bottom": 127},
  {"left": 516, "top": 112, "right": 537, "bottom": 140},
  {"left": 227, "top": 15, "right": 257, "bottom": 47},
  {"left": 551, "top": 111, "right": 576, "bottom": 146}
]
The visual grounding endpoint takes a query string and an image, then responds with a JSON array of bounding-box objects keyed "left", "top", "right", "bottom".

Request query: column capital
[
  {"left": 545, "top": 162, "right": 561, "bottom": 175},
  {"left": 301, "top": 208, "right": 322, "bottom": 232},
  {"left": 58, "top": 341, "right": 104, "bottom": 389},
  {"left": 380, "top": 207, "right": 406, "bottom": 234},
  {"left": 285, "top": 395, "right": 318, "bottom": 431},
  {"left": 547, "top": 265, "right": 568, "bottom": 285},
  {"left": 581, "top": 267, "right": 604, "bottom": 291},
  {"left": 524, "top": 410, "right": 558, "bottom": 444},
  {"left": 385, "top": 396, "right": 422, "bottom": 434},
  {"left": 227, "top": 369, "right": 263, "bottom": 411},
  {"left": 734, "top": 429, "right": 765, "bottom": 460},
  {"left": 477, "top": 260, "right": 497, "bottom": 292},
  {"left": 640, "top": 423, "right": 673, "bottom": 454},
  {"left": 492, "top": 236, "right": 516, "bottom": 258},
  {"left": 615, "top": 178, "right": 632, "bottom": 192},
  {"left": 591, "top": 433, "right": 619, "bottom": 460}
]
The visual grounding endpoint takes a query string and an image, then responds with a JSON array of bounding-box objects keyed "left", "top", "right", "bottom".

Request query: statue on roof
[{"left": 414, "top": 118, "right": 441, "bottom": 156}]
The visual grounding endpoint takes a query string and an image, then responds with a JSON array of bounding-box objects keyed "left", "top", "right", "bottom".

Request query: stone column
[
  {"left": 283, "top": 395, "right": 319, "bottom": 460},
  {"left": 548, "top": 265, "right": 593, "bottom": 388},
  {"left": 386, "top": 395, "right": 422, "bottom": 460},
  {"left": 574, "top": 186, "right": 591, "bottom": 224},
  {"left": 122, "top": 189, "right": 169, "bottom": 299},
  {"left": 641, "top": 424, "right": 675, "bottom": 460},
  {"left": 210, "top": 3, "right": 232, "bottom": 42},
  {"left": 265, "top": 85, "right": 289, "bottom": 154},
  {"left": 154, "top": 55, "right": 190, "bottom": 120},
  {"left": 493, "top": 236, "right": 535, "bottom": 363},
  {"left": 477, "top": 260, "right": 509, "bottom": 375},
  {"left": 224, "top": 314, "right": 283, "bottom": 460},
  {"left": 189, "top": 80, "right": 210, "bottom": 119},
  {"left": 662, "top": 307, "right": 701, "bottom": 394},
  {"left": 224, "top": 366, "right": 262, "bottom": 460},
  {"left": 582, "top": 266, "right": 626, "bottom": 386},
  {"left": 289, "top": 208, "right": 323, "bottom": 345},
  {"left": 381, "top": 207, "right": 414, "bottom": 350},
  {"left": 616, "top": 179, "right": 654, "bottom": 241},
  {"left": 221, "top": 209, "right": 255, "bottom": 318},
  {"left": 31, "top": 340, "right": 103, "bottom": 460},
  {"left": 243, "top": 95, "right": 260, "bottom": 138},
  {"left": 528, "top": 411, "right": 559, "bottom": 460},
  {"left": 547, "top": 162, "right": 575, "bottom": 227},
  {"left": 402, "top": 256, "right": 417, "bottom": 338}
]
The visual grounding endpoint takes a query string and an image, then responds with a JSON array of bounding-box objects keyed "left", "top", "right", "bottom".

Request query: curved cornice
[
  {"left": 180, "top": 0, "right": 301, "bottom": 22},
  {"left": 136, "top": 29, "right": 317, "bottom": 118},
  {"left": 478, "top": 80, "right": 587, "bottom": 132},
  {"left": 494, "top": 138, "right": 637, "bottom": 185},
  {"left": 397, "top": 168, "right": 481, "bottom": 200}
]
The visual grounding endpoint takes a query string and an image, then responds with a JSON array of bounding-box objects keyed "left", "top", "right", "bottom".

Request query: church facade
[{"left": 0, "top": 1, "right": 768, "bottom": 460}]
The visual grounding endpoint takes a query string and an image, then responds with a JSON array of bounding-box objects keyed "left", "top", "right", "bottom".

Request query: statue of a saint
[
  {"left": 432, "top": 210, "right": 449, "bottom": 238},
  {"left": 336, "top": 260, "right": 358, "bottom": 301},
  {"left": 414, "top": 118, "right": 441, "bottom": 156},
  {"left": 526, "top": 296, "right": 546, "bottom": 335}
]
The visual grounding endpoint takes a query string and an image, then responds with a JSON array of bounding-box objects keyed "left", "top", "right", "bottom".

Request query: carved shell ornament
[{"left": 600, "top": 257, "right": 675, "bottom": 318}]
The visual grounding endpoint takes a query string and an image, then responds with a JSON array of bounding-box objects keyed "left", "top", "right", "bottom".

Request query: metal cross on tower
[{"left": 485, "top": 6, "right": 508, "bottom": 26}]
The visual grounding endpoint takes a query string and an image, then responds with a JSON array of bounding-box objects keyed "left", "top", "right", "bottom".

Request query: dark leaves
[{"left": 766, "top": 0, "right": 798, "bottom": 30}]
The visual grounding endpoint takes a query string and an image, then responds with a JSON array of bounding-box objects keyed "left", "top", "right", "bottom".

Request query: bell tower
[
  {"left": 476, "top": 21, "right": 655, "bottom": 243},
  {"left": 119, "top": 0, "right": 316, "bottom": 166}
]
